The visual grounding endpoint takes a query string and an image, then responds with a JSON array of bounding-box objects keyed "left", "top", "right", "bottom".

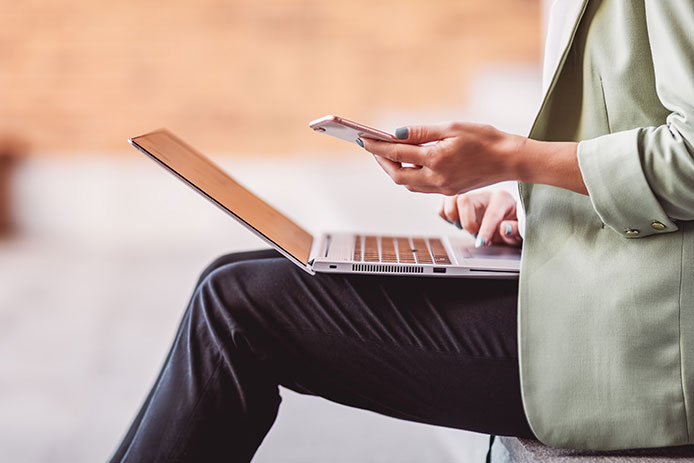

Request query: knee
[
  {"left": 191, "top": 260, "right": 270, "bottom": 329},
  {"left": 195, "top": 249, "right": 281, "bottom": 286},
  {"left": 185, "top": 264, "right": 248, "bottom": 352},
  {"left": 196, "top": 254, "right": 239, "bottom": 286},
  {"left": 180, "top": 263, "right": 265, "bottom": 367},
  {"left": 191, "top": 258, "right": 298, "bottom": 332}
]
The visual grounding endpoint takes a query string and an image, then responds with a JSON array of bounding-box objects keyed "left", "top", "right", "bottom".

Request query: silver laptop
[{"left": 129, "top": 129, "right": 520, "bottom": 279}]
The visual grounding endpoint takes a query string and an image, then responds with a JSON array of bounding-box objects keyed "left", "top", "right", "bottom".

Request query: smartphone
[{"left": 309, "top": 115, "right": 397, "bottom": 145}]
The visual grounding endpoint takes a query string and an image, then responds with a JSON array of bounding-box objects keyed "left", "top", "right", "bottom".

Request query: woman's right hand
[{"left": 438, "top": 190, "right": 523, "bottom": 248}]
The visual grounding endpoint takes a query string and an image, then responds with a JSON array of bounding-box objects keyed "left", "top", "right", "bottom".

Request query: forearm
[
  {"left": 361, "top": 122, "right": 589, "bottom": 197},
  {"left": 511, "top": 137, "right": 587, "bottom": 195}
]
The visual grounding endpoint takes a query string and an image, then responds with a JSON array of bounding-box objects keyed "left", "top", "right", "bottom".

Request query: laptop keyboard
[{"left": 353, "top": 235, "right": 452, "bottom": 265}]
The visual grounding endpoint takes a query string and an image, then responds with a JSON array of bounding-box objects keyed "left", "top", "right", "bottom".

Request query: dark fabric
[{"left": 110, "top": 249, "right": 534, "bottom": 463}]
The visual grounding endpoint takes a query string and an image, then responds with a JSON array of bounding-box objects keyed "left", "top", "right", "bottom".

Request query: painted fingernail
[
  {"left": 355, "top": 138, "right": 364, "bottom": 148},
  {"left": 505, "top": 223, "right": 513, "bottom": 236},
  {"left": 454, "top": 221, "right": 462, "bottom": 230},
  {"left": 395, "top": 127, "right": 409, "bottom": 140},
  {"left": 475, "top": 236, "right": 485, "bottom": 248}
]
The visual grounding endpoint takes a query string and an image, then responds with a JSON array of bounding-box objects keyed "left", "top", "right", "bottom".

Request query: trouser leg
[
  {"left": 111, "top": 249, "right": 533, "bottom": 463},
  {"left": 110, "top": 250, "right": 280, "bottom": 463}
]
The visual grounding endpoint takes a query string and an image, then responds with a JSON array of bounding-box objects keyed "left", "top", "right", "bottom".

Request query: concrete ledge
[{"left": 496, "top": 437, "right": 694, "bottom": 462}]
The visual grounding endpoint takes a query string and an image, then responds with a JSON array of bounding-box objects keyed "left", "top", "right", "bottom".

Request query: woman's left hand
[{"left": 360, "top": 122, "right": 526, "bottom": 196}]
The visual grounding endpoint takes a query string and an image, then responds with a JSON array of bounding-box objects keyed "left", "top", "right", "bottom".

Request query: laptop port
[
  {"left": 433, "top": 267, "right": 446, "bottom": 274},
  {"left": 329, "top": 265, "right": 337, "bottom": 269}
]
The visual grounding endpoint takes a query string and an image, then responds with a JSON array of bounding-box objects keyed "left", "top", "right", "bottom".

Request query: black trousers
[{"left": 111, "top": 249, "right": 534, "bottom": 463}]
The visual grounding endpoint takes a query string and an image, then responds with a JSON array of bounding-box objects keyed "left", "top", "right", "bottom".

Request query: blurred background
[{"left": 0, "top": 0, "right": 548, "bottom": 461}]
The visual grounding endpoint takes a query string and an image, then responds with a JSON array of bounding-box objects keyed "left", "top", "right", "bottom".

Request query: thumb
[
  {"left": 498, "top": 220, "right": 522, "bottom": 246},
  {"left": 395, "top": 123, "right": 451, "bottom": 144}
]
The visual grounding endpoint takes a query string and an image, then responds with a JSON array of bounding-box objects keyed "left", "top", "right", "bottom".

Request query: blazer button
[
  {"left": 625, "top": 229, "right": 640, "bottom": 237},
  {"left": 651, "top": 221, "right": 666, "bottom": 231}
]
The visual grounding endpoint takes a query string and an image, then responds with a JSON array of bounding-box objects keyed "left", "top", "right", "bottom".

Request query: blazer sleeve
[{"left": 576, "top": 1, "right": 694, "bottom": 238}]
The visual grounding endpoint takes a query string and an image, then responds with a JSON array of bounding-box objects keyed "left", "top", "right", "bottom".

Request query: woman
[{"left": 111, "top": 0, "right": 694, "bottom": 460}]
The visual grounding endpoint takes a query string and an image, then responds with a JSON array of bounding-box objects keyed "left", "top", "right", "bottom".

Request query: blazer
[{"left": 519, "top": 0, "right": 694, "bottom": 450}]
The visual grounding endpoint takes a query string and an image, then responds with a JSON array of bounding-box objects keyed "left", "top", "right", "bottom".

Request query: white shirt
[{"left": 516, "top": 0, "right": 579, "bottom": 237}]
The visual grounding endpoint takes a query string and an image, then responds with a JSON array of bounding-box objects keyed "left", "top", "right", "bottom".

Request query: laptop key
[
  {"left": 412, "top": 238, "right": 433, "bottom": 264},
  {"left": 429, "top": 238, "right": 452, "bottom": 265},
  {"left": 364, "top": 235, "right": 380, "bottom": 262},
  {"left": 353, "top": 235, "right": 362, "bottom": 262},
  {"left": 396, "top": 237, "right": 416, "bottom": 263},
  {"left": 380, "top": 236, "right": 398, "bottom": 263}
]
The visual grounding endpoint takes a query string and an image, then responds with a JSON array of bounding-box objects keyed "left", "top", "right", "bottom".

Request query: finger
[
  {"left": 438, "top": 198, "right": 454, "bottom": 224},
  {"left": 438, "top": 200, "right": 447, "bottom": 222},
  {"left": 476, "top": 200, "right": 508, "bottom": 248},
  {"left": 361, "top": 138, "right": 428, "bottom": 166},
  {"left": 372, "top": 154, "right": 428, "bottom": 188},
  {"left": 498, "top": 220, "right": 522, "bottom": 246},
  {"left": 371, "top": 153, "right": 401, "bottom": 177},
  {"left": 442, "top": 196, "right": 462, "bottom": 229},
  {"left": 394, "top": 122, "right": 454, "bottom": 144},
  {"left": 457, "top": 193, "right": 486, "bottom": 236}
]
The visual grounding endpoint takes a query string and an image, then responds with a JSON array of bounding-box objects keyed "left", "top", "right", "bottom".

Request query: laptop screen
[{"left": 130, "top": 129, "right": 314, "bottom": 266}]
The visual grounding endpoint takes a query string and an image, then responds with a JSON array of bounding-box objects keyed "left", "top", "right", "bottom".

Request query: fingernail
[
  {"left": 395, "top": 127, "right": 409, "bottom": 140},
  {"left": 454, "top": 221, "right": 462, "bottom": 230},
  {"left": 355, "top": 138, "right": 364, "bottom": 148},
  {"left": 505, "top": 223, "right": 512, "bottom": 236},
  {"left": 475, "top": 236, "right": 485, "bottom": 248}
]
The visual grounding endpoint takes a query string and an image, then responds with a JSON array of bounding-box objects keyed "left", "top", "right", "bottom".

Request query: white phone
[{"left": 309, "top": 115, "right": 397, "bottom": 145}]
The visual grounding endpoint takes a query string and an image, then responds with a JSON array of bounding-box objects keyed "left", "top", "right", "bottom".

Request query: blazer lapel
[
  {"left": 542, "top": 0, "right": 591, "bottom": 92},
  {"left": 529, "top": 0, "right": 590, "bottom": 138}
]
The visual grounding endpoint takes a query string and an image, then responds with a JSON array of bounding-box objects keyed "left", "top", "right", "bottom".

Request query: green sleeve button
[
  {"left": 651, "top": 221, "right": 666, "bottom": 231},
  {"left": 625, "top": 229, "right": 640, "bottom": 237}
]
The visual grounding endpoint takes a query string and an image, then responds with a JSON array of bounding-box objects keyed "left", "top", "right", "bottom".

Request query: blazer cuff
[{"left": 577, "top": 129, "right": 678, "bottom": 238}]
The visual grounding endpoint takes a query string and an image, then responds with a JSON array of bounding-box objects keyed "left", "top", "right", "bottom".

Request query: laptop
[{"left": 129, "top": 129, "right": 521, "bottom": 278}]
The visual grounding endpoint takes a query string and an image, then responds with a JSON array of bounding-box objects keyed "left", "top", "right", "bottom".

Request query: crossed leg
[{"left": 111, "top": 249, "right": 533, "bottom": 463}]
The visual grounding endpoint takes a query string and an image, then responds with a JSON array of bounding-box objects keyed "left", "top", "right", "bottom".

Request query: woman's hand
[
  {"left": 360, "top": 122, "right": 524, "bottom": 196},
  {"left": 439, "top": 190, "right": 522, "bottom": 248},
  {"left": 359, "top": 122, "right": 586, "bottom": 196}
]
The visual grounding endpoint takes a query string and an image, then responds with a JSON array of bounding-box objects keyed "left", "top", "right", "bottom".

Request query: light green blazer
[{"left": 519, "top": 0, "right": 694, "bottom": 450}]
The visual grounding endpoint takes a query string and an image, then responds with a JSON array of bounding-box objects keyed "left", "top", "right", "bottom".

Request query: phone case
[{"left": 309, "top": 115, "right": 397, "bottom": 145}]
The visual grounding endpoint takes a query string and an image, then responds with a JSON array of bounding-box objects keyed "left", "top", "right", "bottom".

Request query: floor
[{"left": 0, "top": 66, "right": 541, "bottom": 462}]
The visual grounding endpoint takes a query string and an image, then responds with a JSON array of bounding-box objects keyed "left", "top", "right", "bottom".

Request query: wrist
[
  {"left": 512, "top": 138, "right": 586, "bottom": 194},
  {"left": 498, "top": 133, "right": 532, "bottom": 182}
]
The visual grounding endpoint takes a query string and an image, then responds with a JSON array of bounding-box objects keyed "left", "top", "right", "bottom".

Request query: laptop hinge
[{"left": 308, "top": 234, "right": 326, "bottom": 263}]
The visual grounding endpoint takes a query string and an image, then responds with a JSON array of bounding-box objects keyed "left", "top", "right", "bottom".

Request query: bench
[{"left": 494, "top": 437, "right": 694, "bottom": 463}]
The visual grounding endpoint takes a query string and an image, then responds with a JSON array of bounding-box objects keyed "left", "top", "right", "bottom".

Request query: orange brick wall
[{"left": 0, "top": 0, "right": 540, "bottom": 156}]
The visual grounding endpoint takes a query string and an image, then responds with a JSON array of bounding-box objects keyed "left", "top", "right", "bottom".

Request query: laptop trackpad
[{"left": 462, "top": 245, "right": 521, "bottom": 260}]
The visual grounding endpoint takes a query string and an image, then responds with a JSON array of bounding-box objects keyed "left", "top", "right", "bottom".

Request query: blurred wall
[{"left": 0, "top": 0, "right": 541, "bottom": 156}]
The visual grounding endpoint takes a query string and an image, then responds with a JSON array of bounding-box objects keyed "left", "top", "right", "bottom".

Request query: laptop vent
[{"left": 352, "top": 264, "right": 424, "bottom": 274}]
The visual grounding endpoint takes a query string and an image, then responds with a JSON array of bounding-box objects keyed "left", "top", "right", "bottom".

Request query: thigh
[{"left": 202, "top": 256, "right": 533, "bottom": 438}]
